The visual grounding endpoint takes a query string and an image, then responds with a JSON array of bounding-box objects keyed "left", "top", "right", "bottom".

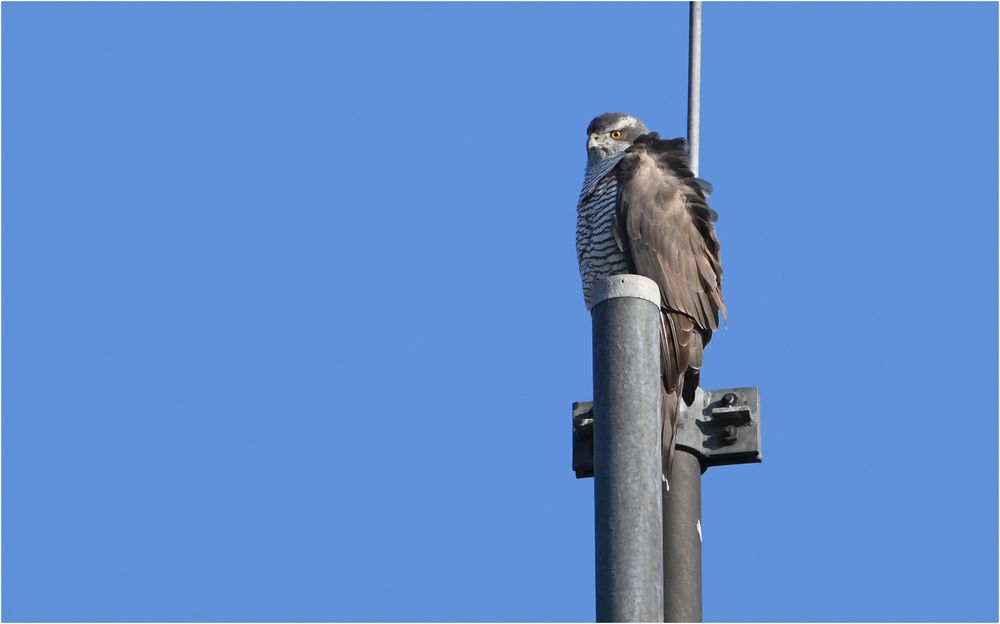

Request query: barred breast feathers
[
  {"left": 579, "top": 153, "right": 625, "bottom": 203},
  {"left": 577, "top": 152, "right": 630, "bottom": 309}
]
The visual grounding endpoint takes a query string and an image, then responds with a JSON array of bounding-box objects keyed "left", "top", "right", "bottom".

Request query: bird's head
[{"left": 586, "top": 112, "right": 648, "bottom": 166}]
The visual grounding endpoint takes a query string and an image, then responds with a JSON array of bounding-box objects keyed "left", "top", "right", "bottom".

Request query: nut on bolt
[
  {"left": 722, "top": 392, "right": 737, "bottom": 407},
  {"left": 723, "top": 424, "right": 739, "bottom": 445}
]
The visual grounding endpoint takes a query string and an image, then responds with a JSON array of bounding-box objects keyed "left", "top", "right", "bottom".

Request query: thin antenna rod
[{"left": 687, "top": 1, "right": 702, "bottom": 177}]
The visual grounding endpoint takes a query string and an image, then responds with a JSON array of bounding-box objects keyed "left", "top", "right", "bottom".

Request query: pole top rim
[{"left": 590, "top": 275, "right": 661, "bottom": 310}]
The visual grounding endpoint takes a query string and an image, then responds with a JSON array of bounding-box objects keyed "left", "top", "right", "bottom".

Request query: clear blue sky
[{"left": 3, "top": 2, "right": 997, "bottom": 621}]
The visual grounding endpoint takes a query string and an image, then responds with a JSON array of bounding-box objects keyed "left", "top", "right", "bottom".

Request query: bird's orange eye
[{"left": 610, "top": 130, "right": 623, "bottom": 139}]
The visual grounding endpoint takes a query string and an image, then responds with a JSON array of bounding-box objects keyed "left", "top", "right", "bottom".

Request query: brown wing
[{"left": 613, "top": 133, "right": 725, "bottom": 395}]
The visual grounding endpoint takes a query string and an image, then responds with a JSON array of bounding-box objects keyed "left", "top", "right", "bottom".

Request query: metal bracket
[
  {"left": 572, "top": 386, "right": 761, "bottom": 478},
  {"left": 572, "top": 402, "right": 595, "bottom": 479},
  {"left": 676, "top": 386, "right": 762, "bottom": 468}
]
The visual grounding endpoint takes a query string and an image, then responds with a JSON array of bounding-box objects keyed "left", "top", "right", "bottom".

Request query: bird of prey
[{"left": 576, "top": 112, "right": 725, "bottom": 482}]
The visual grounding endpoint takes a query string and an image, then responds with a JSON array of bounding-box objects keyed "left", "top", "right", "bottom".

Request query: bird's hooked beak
[{"left": 587, "top": 133, "right": 616, "bottom": 164}]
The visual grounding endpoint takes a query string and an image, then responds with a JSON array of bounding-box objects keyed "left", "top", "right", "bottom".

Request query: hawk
[{"left": 576, "top": 112, "right": 725, "bottom": 482}]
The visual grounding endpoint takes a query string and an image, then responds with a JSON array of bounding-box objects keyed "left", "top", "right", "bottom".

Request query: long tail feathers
[{"left": 660, "top": 310, "right": 703, "bottom": 487}]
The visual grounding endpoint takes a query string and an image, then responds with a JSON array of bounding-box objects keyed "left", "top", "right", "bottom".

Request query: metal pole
[
  {"left": 662, "top": 3, "right": 705, "bottom": 622},
  {"left": 663, "top": 451, "right": 702, "bottom": 622},
  {"left": 687, "top": 1, "right": 702, "bottom": 177},
  {"left": 592, "top": 275, "right": 664, "bottom": 623}
]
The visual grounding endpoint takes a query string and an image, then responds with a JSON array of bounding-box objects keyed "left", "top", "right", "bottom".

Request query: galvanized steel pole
[
  {"left": 661, "top": 3, "right": 705, "bottom": 622},
  {"left": 662, "top": 451, "right": 702, "bottom": 621},
  {"left": 592, "top": 275, "right": 664, "bottom": 623}
]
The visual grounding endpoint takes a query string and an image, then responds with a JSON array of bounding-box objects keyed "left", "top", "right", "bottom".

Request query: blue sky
[{"left": 2, "top": 2, "right": 997, "bottom": 621}]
